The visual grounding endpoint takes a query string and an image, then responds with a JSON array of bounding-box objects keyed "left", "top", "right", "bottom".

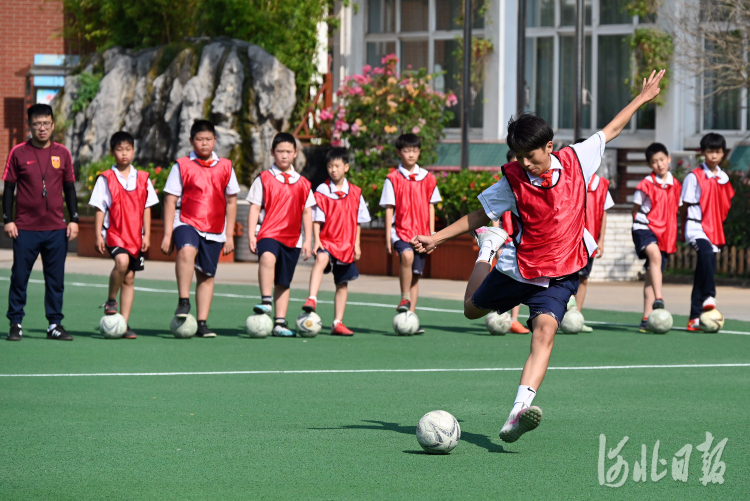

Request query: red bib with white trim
[
  {"left": 257, "top": 170, "right": 311, "bottom": 247},
  {"left": 501, "top": 148, "right": 589, "bottom": 280},
  {"left": 585, "top": 175, "right": 610, "bottom": 243},
  {"left": 100, "top": 169, "right": 149, "bottom": 257},
  {"left": 177, "top": 156, "right": 232, "bottom": 234},
  {"left": 387, "top": 170, "right": 437, "bottom": 241},
  {"left": 315, "top": 180, "right": 362, "bottom": 263},
  {"left": 501, "top": 211, "right": 513, "bottom": 245},
  {"left": 691, "top": 167, "right": 735, "bottom": 247},
  {"left": 635, "top": 174, "right": 682, "bottom": 254}
]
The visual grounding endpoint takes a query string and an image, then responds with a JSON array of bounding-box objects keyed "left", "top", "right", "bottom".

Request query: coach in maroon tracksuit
[{"left": 2, "top": 104, "right": 79, "bottom": 341}]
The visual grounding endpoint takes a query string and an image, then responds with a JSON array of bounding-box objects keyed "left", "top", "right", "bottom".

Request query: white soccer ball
[
  {"left": 699, "top": 309, "right": 725, "bottom": 333},
  {"left": 170, "top": 314, "right": 197, "bottom": 339},
  {"left": 647, "top": 309, "right": 673, "bottom": 334},
  {"left": 485, "top": 311, "right": 512, "bottom": 335},
  {"left": 393, "top": 311, "right": 420, "bottom": 336},
  {"left": 296, "top": 311, "right": 323, "bottom": 338},
  {"left": 560, "top": 309, "right": 585, "bottom": 334},
  {"left": 99, "top": 313, "right": 127, "bottom": 339},
  {"left": 416, "top": 410, "right": 461, "bottom": 454},
  {"left": 245, "top": 313, "right": 273, "bottom": 338}
]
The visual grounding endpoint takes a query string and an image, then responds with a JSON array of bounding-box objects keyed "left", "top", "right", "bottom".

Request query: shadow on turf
[{"left": 312, "top": 420, "right": 517, "bottom": 454}]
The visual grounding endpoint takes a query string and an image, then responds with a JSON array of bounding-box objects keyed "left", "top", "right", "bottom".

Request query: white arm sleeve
[
  {"left": 145, "top": 179, "right": 160, "bottom": 208},
  {"left": 379, "top": 178, "right": 395, "bottom": 207},
  {"left": 430, "top": 185, "right": 442, "bottom": 203},
  {"left": 603, "top": 191, "right": 615, "bottom": 210},
  {"left": 246, "top": 177, "right": 264, "bottom": 206},
  {"left": 570, "top": 131, "right": 606, "bottom": 185},
  {"left": 163, "top": 163, "right": 182, "bottom": 197},
  {"left": 88, "top": 176, "right": 111, "bottom": 212},
  {"left": 357, "top": 195, "right": 372, "bottom": 223},
  {"left": 225, "top": 169, "right": 241, "bottom": 195},
  {"left": 477, "top": 177, "right": 517, "bottom": 221},
  {"left": 680, "top": 172, "right": 700, "bottom": 204}
]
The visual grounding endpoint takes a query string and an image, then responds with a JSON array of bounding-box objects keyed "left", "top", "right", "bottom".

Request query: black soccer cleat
[
  {"left": 47, "top": 325, "right": 73, "bottom": 341},
  {"left": 123, "top": 326, "right": 137, "bottom": 339},
  {"left": 7, "top": 324, "right": 22, "bottom": 341},
  {"left": 652, "top": 299, "right": 665, "bottom": 310},
  {"left": 175, "top": 300, "right": 191, "bottom": 318},
  {"left": 196, "top": 322, "right": 216, "bottom": 338}
]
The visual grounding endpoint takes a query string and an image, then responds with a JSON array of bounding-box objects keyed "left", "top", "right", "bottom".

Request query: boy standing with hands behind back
[
  {"left": 248, "top": 133, "right": 315, "bottom": 337},
  {"left": 380, "top": 134, "right": 441, "bottom": 331}
]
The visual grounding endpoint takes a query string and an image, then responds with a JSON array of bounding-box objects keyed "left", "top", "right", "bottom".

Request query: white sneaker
[
  {"left": 499, "top": 405, "right": 543, "bottom": 443},
  {"left": 471, "top": 227, "right": 508, "bottom": 254},
  {"left": 702, "top": 297, "right": 716, "bottom": 311},
  {"left": 567, "top": 296, "right": 577, "bottom": 311}
]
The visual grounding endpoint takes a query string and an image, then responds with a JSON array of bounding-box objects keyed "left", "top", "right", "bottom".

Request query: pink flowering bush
[{"left": 318, "top": 54, "right": 457, "bottom": 170}]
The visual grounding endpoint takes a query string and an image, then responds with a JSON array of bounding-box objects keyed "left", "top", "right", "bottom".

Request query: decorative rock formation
[{"left": 52, "top": 38, "right": 303, "bottom": 184}]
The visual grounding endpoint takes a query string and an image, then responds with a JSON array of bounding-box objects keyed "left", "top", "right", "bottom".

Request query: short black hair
[
  {"left": 700, "top": 132, "right": 726, "bottom": 152},
  {"left": 506, "top": 149, "right": 516, "bottom": 163},
  {"left": 645, "top": 142, "right": 669, "bottom": 162},
  {"left": 395, "top": 133, "right": 421, "bottom": 150},
  {"left": 27, "top": 104, "right": 54, "bottom": 122},
  {"left": 272, "top": 132, "right": 297, "bottom": 151},
  {"left": 506, "top": 113, "right": 554, "bottom": 153},
  {"left": 326, "top": 147, "right": 349, "bottom": 165},
  {"left": 110, "top": 131, "right": 134, "bottom": 151},
  {"left": 190, "top": 119, "right": 215, "bottom": 139}
]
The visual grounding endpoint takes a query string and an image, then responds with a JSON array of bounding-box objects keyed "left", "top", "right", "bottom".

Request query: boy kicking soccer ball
[
  {"left": 631, "top": 142, "right": 681, "bottom": 331},
  {"left": 89, "top": 132, "right": 159, "bottom": 338},
  {"left": 302, "top": 148, "right": 371, "bottom": 335},
  {"left": 411, "top": 70, "right": 665, "bottom": 443},
  {"left": 680, "top": 133, "right": 735, "bottom": 331}
]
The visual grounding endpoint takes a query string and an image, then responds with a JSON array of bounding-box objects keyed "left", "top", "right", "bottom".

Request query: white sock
[
  {"left": 308, "top": 295, "right": 317, "bottom": 301},
  {"left": 476, "top": 240, "right": 496, "bottom": 263},
  {"left": 332, "top": 319, "right": 340, "bottom": 326},
  {"left": 401, "top": 292, "right": 410, "bottom": 300},
  {"left": 511, "top": 385, "right": 536, "bottom": 413},
  {"left": 48, "top": 324, "right": 57, "bottom": 331}
]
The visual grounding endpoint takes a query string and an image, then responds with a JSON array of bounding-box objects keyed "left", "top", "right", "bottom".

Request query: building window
[
  {"left": 524, "top": 0, "right": 650, "bottom": 132},
  {"left": 364, "top": 0, "right": 485, "bottom": 129}
]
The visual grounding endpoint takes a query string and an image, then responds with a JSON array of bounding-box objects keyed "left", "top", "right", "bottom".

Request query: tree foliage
[{"left": 61, "top": 0, "right": 339, "bottom": 118}]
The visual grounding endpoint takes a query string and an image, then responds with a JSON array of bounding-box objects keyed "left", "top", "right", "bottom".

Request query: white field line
[
  {"left": 2, "top": 277, "right": 750, "bottom": 336},
  {"left": 1, "top": 363, "right": 749, "bottom": 378}
]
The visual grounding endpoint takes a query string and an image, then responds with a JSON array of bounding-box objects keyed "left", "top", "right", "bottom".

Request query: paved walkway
[{"left": 1, "top": 249, "right": 749, "bottom": 321}]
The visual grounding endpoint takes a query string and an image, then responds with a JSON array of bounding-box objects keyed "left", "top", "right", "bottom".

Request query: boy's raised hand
[{"left": 638, "top": 69, "right": 666, "bottom": 104}]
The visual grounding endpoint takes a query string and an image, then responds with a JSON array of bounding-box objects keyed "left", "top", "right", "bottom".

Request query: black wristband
[
  {"left": 63, "top": 182, "right": 79, "bottom": 224},
  {"left": 2, "top": 182, "right": 15, "bottom": 224}
]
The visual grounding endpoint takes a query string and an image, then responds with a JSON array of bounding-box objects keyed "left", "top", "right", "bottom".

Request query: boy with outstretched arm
[
  {"left": 631, "top": 142, "right": 681, "bottom": 331},
  {"left": 161, "top": 120, "right": 239, "bottom": 337},
  {"left": 380, "top": 134, "right": 441, "bottom": 333},
  {"left": 302, "top": 148, "right": 371, "bottom": 335},
  {"left": 248, "top": 133, "right": 315, "bottom": 337},
  {"left": 679, "top": 133, "right": 735, "bottom": 331},
  {"left": 411, "top": 70, "right": 665, "bottom": 443},
  {"left": 90, "top": 131, "right": 159, "bottom": 338}
]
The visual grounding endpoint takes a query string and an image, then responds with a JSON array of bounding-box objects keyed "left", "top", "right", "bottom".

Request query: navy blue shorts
[
  {"left": 318, "top": 249, "right": 360, "bottom": 284},
  {"left": 471, "top": 268, "right": 579, "bottom": 330},
  {"left": 578, "top": 255, "right": 594, "bottom": 278},
  {"left": 173, "top": 225, "right": 223, "bottom": 277},
  {"left": 257, "top": 238, "right": 301, "bottom": 288},
  {"left": 393, "top": 239, "right": 427, "bottom": 275},
  {"left": 632, "top": 229, "right": 668, "bottom": 271}
]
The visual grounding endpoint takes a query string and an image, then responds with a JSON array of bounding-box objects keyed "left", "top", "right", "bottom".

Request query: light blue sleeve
[{"left": 477, "top": 177, "right": 518, "bottom": 221}]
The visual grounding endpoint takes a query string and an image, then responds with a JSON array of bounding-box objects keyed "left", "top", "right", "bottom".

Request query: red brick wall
[{"left": 0, "top": 0, "right": 66, "bottom": 169}]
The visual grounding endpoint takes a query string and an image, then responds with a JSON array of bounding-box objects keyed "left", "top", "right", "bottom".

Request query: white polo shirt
[
  {"left": 88, "top": 165, "right": 160, "bottom": 238},
  {"left": 163, "top": 151, "right": 241, "bottom": 243},
  {"left": 477, "top": 131, "right": 606, "bottom": 287}
]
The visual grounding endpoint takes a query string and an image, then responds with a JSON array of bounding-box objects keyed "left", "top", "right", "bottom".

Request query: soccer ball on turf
[
  {"left": 416, "top": 410, "right": 461, "bottom": 454},
  {"left": 245, "top": 313, "right": 273, "bottom": 338},
  {"left": 393, "top": 311, "right": 420, "bottom": 336},
  {"left": 485, "top": 311, "right": 512, "bottom": 335},
  {"left": 699, "top": 309, "right": 725, "bottom": 333},
  {"left": 99, "top": 313, "right": 127, "bottom": 339},
  {"left": 560, "top": 309, "right": 584, "bottom": 334},
  {"left": 170, "top": 314, "right": 197, "bottom": 338},
  {"left": 296, "top": 311, "right": 322, "bottom": 337},
  {"left": 647, "top": 309, "right": 673, "bottom": 334}
]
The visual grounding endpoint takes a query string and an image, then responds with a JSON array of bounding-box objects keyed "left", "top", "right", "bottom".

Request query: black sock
[
  {"left": 198, "top": 320, "right": 207, "bottom": 328},
  {"left": 262, "top": 296, "right": 272, "bottom": 305},
  {"left": 179, "top": 297, "right": 190, "bottom": 306},
  {"left": 274, "top": 318, "right": 287, "bottom": 326}
]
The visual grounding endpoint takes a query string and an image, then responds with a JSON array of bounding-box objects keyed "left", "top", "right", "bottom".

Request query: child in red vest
[
  {"left": 411, "top": 70, "right": 665, "bottom": 443},
  {"left": 574, "top": 158, "right": 614, "bottom": 332},
  {"left": 247, "top": 133, "right": 315, "bottom": 336},
  {"left": 680, "top": 133, "right": 735, "bottom": 330},
  {"left": 161, "top": 120, "right": 240, "bottom": 337},
  {"left": 89, "top": 131, "right": 159, "bottom": 339},
  {"left": 631, "top": 142, "right": 682, "bottom": 331},
  {"left": 302, "top": 148, "right": 371, "bottom": 335},
  {"left": 379, "top": 134, "right": 441, "bottom": 331}
]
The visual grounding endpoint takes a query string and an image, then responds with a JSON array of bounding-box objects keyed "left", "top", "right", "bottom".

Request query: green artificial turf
[{"left": 0, "top": 271, "right": 748, "bottom": 500}]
